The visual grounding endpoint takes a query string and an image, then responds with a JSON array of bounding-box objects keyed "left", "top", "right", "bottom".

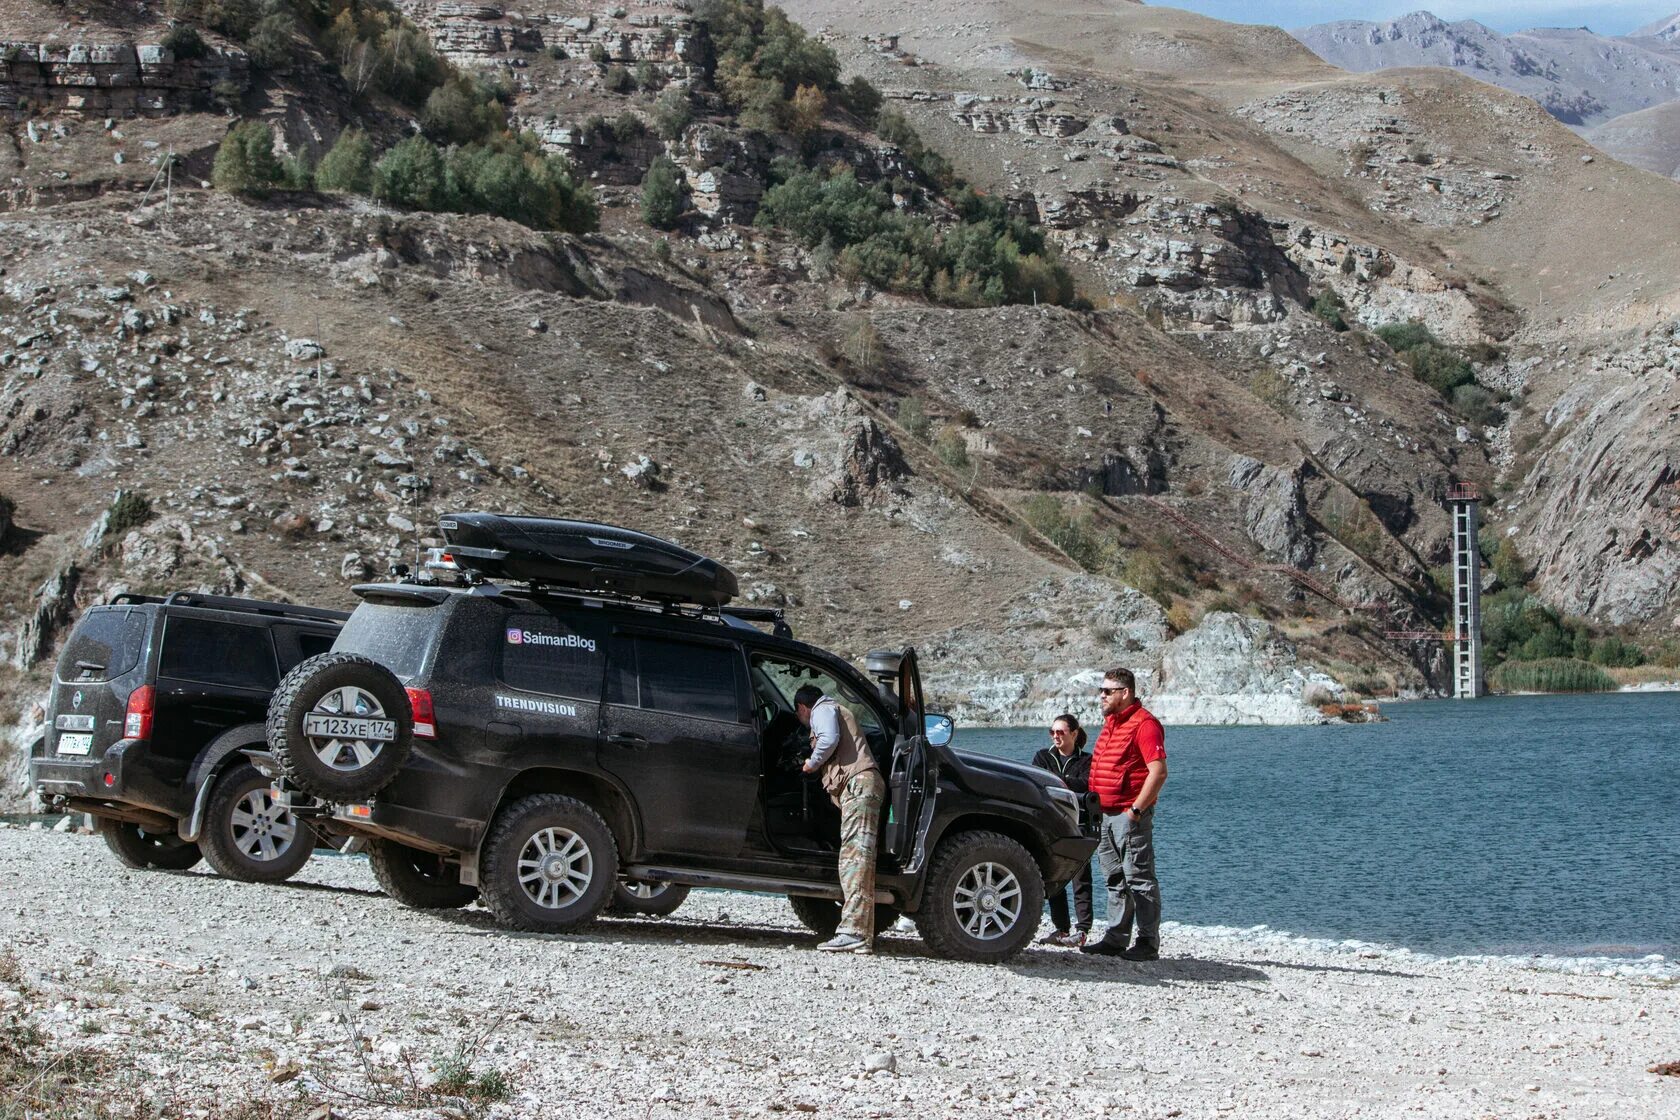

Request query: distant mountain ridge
[{"left": 1292, "top": 9, "right": 1680, "bottom": 128}]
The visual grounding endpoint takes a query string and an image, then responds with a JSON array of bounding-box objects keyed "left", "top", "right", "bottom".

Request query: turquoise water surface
[{"left": 959, "top": 692, "right": 1680, "bottom": 964}]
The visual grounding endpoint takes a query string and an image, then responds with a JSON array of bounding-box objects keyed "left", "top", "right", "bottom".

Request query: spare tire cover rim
[
  {"left": 307, "top": 685, "right": 390, "bottom": 772},
  {"left": 518, "top": 826, "right": 593, "bottom": 910},
  {"left": 952, "top": 860, "right": 1023, "bottom": 941},
  {"left": 230, "top": 787, "right": 298, "bottom": 862}
]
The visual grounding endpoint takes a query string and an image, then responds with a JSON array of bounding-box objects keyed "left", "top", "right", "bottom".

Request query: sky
[{"left": 1157, "top": 2, "right": 1679, "bottom": 36}]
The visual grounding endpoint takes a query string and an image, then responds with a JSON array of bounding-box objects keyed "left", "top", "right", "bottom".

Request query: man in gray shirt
[{"left": 795, "top": 684, "right": 886, "bottom": 953}]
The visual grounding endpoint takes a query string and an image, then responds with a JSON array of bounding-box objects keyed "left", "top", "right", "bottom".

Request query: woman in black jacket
[{"left": 1032, "top": 713, "right": 1093, "bottom": 946}]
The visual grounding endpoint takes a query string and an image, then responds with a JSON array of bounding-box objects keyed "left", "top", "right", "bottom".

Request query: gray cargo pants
[{"left": 1095, "top": 807, "right": 1160, "bottom": 946}]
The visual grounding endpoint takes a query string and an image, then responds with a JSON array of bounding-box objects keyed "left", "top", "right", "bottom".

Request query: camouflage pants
[{"left": 837, "top": 770, "right": 887, "bottom": 941}]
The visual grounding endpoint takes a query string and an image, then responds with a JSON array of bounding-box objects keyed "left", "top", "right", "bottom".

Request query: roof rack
[{"left": 157, "top": 591, "right": 351, "bottom": 624}]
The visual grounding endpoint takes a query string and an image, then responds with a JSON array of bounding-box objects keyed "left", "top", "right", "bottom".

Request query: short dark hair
[
  {"left": 793, "top": 684, "right": 823, "bottom": 709},
  {"left": 1103, "top": 668, "right": 1136, "bottom": 694}
]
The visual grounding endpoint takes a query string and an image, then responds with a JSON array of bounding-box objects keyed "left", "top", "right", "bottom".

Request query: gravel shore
[{"left": 2, "top": 827, "right": 1675, "bottom": 1118}]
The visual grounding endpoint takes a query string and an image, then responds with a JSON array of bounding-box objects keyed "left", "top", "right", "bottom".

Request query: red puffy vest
[{"left": 1089, "top": 702, "right": 1165, "bottom": 812}]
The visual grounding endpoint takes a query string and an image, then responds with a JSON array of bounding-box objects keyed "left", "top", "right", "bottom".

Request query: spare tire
[{"left": 267, "top": 652, "right": 413, "bottom": 801}]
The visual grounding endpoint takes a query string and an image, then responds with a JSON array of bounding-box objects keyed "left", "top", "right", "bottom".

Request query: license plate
[
  {"left": 57, "top": 733, "right": 94, "bottom": 756},
  {"left": 303, "top": 714, "right": 395, "bottom": 741}
]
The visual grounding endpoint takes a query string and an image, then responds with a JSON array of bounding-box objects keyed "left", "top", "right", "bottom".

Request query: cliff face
[
  {"left": 0, "top": 39, "right": 249, "bottom": 116},
  {"left": 2, "top": 0, "right": 1676, "bottom": 746}
]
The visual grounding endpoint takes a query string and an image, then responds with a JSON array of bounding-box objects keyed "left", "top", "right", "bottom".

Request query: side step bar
[{"left": 622, "top": 864, "right": 894, "bottom": 905}]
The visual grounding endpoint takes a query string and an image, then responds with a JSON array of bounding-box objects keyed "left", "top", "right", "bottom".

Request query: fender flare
[{"left": 178, "top": 723, "right": 269, "bottom": 842}]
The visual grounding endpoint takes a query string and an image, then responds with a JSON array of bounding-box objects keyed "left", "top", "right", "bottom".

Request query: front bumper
[{"left": 1044, "top": 833, "right": 1101, "bottom": 886}]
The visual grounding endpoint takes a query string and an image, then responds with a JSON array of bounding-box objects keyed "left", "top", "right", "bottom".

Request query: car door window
[
  {"left": 751, "top": 654, "right": 885, "bottom": 739},
  {"left": 159, "top": 617, "right": 279, "bottom": 690},
  {"left": 499, "top": 613, "right": 605, "bottom": 700},
  {"left": 610, "top": 635, "right": 745, "bottom": 723}
]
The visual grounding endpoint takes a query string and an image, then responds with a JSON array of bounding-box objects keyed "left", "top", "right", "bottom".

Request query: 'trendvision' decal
[
  {"left": 495, "top": 694, "right": 578, "bottom": 718},
  {"left": 505, "top": 627, "right": 597, "bottom": 653}
]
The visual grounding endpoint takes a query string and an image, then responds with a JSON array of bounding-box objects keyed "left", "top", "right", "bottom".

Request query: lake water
[{"left": 959, "top": 692, "right": 1680, "bottom": 970}]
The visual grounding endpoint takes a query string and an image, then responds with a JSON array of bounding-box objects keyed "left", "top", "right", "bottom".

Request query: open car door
[{"left": 883, "top": 648, "right": 937, "bottom": 870}]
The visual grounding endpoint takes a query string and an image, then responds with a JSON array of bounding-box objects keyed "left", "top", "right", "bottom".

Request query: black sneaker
[
  {"left": 1120, "top": 939, "right": 1159, "bottom": 961},
  {"left": 1080, "top": 938, "right": 1128, "bottom": 956}
]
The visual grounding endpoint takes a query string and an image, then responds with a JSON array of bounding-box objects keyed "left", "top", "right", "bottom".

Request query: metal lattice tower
[{"left": 1447, "top": 483, "right": 1484, "bottom": 699}]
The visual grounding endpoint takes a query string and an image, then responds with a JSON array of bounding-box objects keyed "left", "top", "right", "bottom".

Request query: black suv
[
  {"left": 264, "top": 514, "right": 1097, "bottom": 962},
  {"left": 31, "top": 592, "right": 347, "bottom": 882}
]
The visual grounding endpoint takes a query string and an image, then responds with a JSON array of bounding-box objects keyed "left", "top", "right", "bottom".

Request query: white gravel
[{"left": 2, "top": 828, "right": 1676, "bottom": 1118}]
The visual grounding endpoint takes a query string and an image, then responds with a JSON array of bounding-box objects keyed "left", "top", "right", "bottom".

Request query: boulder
[{"left": 1150, "top": 613, "right": 1342, "bottom": 725}]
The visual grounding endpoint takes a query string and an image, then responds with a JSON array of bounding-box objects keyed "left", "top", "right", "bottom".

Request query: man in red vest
[{"left": 1081, "top": 667, "right": 1167, "bottom": 960}]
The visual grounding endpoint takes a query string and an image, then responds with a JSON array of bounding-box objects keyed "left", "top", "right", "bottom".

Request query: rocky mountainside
[
  {"left": 1293, "top": 10, "right": 1680, "bottom": 137},
  {"left": 2, "top": 0, "right": 1677, "bottom": 766}
]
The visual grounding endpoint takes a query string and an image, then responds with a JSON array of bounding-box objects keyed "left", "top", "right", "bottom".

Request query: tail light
[
  {"left": 406, "top": 688, "right": 437, "bottom": 739},
  {"left": 124, "top": 685, "right": 155, "bottom": 741}
]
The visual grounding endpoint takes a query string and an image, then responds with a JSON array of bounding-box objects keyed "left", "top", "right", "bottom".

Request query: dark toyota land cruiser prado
[
  {"left": 31, "top": 592, "right": 347, "bottom": 882},
  {"left": 265, "top": 513, "right": 1098, "bottom": 962}
]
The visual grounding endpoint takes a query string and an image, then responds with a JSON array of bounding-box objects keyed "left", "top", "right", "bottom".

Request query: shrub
[
  {"left": 1311, "top": 288, "right": 1348, "bottom": 331},
  {"left": 651, "top": 87, "right": 693, "bottom": 140},
  {"left": 1019, "top": 494, "right": 1111, "bottom": 572},
  {"left": 933, "top": 424, "right": 969, "bottom": 469},
  {"left": 1249, "top": 367, "right": 1293, "bottom": 415},
  {"left": 788, "top": 82, "right": 826, "bottom": 138},
  {"left": 840, "top": 75, "right": 883, "bottom": 124},
  {"left": 1589, "top": 635, "right": 1645, "bottom": 668},
  {"left": 588, "top": 43, "right": 608, "bottom": 64},
  {"left": 896, "top": 396, "right": 930, "bottom": 441},
  {"left": 212, "top": 120, "right": 282, "bottom": 195},
  {"left": 316, "top": 128, "right": 374, "bottom": 194},
  {"left": 755, "top": 164, "right": 1071, "bottom": 306},
  {"left": 168, "top": 0, "right": 258, "bottom": 38},
  {"left": 610, "top": 112, "right": 646, "bottom": 143},
  {"left": 163, "top": 25, "right": 209, "bottom": 61},
  {"left": 421, "top": 76, "right": 505, "bottom": 145},
  {"left": 279, "top": 149, "right": 313, "bottom": 190},
  {"left": 106, "top": 491, "right": 152, "bottom": 536},
  {"left": 374, "top": 135, "right": 450, "bottom": 210},
  {"left": 1451, "top": 383, "right": 1502, "bottom": 427},
  {"left": 640, "top": 156, "right": 684, "bottom": 230},
  {"left": 635, "top": 61, "right": 659, "bottom": 90},
  {"left": 604, "top": 64, "right": 635, "bottom": 93},
  {"left": 442, "top": 139, "right": 598, "bottom": 232},
  {"left": 246, "top": 8, "right": 296, "bottom": 69},
  {"left": 1489, "top": 658, "right": 1615, "bottom": 694},
  {"left": 843, "top": 314, "right": 881, "bottom": 373},
  {"left": 1377, "top": 319, "right": 1479, "bottom": 400},
  {"left": 1490, "top": 537, "right": 1529, "bottom": 589},
  {"left": 701, "top": 0, "right": 841, "bottom": 100}
]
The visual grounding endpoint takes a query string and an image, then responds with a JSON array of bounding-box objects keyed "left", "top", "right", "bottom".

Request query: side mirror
[{"left": 924, "top": 713, "right": 954, "bottom": 747}]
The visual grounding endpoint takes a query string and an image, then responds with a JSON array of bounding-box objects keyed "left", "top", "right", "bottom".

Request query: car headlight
[{"left": 1045, "top": 784, "right": 1080, "bottom": 822}]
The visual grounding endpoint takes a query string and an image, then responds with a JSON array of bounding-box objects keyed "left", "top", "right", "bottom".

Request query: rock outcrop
[
  {"left": 0, "top": 39, "right": 250, "bottom": 115},
  {"left": 1149, "top": 612, "right": 1344, "bottom": 725}
]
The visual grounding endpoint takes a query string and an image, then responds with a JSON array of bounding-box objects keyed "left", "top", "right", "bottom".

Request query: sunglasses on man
[{"left": 1098, "top": 686, "right": 1128, "bottom": 696}]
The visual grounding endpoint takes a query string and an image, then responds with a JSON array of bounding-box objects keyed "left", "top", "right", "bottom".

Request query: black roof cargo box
[{"left": 439, "top": 512, "right": 738, "bottom": 606}]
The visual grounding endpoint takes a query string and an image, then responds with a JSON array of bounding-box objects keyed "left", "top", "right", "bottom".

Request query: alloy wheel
[
  {"left": 516, "top": 827, "right": 594, "bottom": 910},
  {"left": 229, "top": 787, "right": 298, "bottom": 862},
  {"left": 952, "top": 860, "right": 1023, "bottom": 940}
]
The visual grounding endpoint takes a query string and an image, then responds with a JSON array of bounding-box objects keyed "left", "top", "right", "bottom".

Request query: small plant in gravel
[
  {"left": 105, "top": 491, "right": 153, "bottom": 537},
  {"left": 0, "top": 949, "right": 21, "bottom": 986}
]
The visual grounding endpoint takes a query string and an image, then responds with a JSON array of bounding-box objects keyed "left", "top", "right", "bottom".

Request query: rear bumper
[
  {"left": 30, "top": 739, "right": 183, "bottom": 817},
  {"left": 332, "top": 798, "right": 482, "bottom": 857}
]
